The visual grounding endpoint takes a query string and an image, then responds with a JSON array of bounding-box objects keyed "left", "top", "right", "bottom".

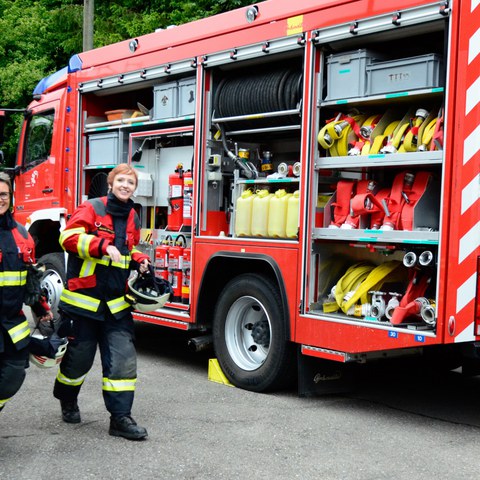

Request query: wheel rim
[
  {"left": 224, "top": 295, "right": 271, "bottom": 371},
  {"left": 41, "top": 269, "right": 64, "bottom": 323}
]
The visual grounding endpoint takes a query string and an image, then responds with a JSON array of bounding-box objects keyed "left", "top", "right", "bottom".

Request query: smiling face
[
  {"left": 0, "top": 179, "right": 11, "bottom": 216},
  {"left": 110, "top": 172, "right": 137, "bottom": 202}
]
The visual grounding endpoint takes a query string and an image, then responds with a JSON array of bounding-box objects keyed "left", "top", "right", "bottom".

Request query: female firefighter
[
  {"left": 53, "top": 163, "right": 151, "bottom": 440},
  {"left": 0, "top": 172, "right": 53, "bottom": 414}
]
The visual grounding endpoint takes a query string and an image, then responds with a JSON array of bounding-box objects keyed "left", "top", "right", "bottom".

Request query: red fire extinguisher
[
  {"left": 183, "top": 170, "right": 193, "bottom": 229},
  {"left": 167, "top": 164, "right": 184, "bottom": 231},
  {"left": 154, "top": 235, "right": 171, "bottom": 281},
  {"left": 168, "top": 235, "right": 186, "bottom": 303},
  {"left": 182, "top": 245, "right": 191, "bottom": 304}
]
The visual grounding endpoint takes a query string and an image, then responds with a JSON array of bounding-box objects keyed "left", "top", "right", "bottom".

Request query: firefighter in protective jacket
[
  {"left": 53, "top": 163, "right": 151, "bottom": 440},
  {"left": 0, "top": 172, "right": 52, "bottom": 414}
]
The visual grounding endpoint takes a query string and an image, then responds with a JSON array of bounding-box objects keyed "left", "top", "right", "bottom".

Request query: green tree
[{"left": 0, "top": 0, "right": 252, "bottom": 162}]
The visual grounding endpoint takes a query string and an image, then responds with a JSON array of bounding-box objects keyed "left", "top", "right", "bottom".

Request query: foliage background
[{"left": 0, "top": 0, "right": 252, "bottom": 162}]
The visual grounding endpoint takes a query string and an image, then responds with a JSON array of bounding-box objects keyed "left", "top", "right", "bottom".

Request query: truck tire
[
  {"left": 212, "top": 273, "right": 295, "bottom": 392},
  {"left": 38, "top": 252, "right": 66, "bottom": 327}
]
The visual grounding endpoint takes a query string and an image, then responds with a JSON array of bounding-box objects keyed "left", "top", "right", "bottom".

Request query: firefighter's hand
[
  {"left": 139, "top": 259, "right": 150, "bottom": 274},
  {"left": 106, "top": 245, "right": 121, "bottom": 263},
  {"left": 38, "top": 310, "right": 54, "bottom": 323}
]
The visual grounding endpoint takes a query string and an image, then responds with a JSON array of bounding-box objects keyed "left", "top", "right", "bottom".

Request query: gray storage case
[
  {"left": 178, "top": 77, "right": 196, "bottom": 116},
  {"left": 153, "top": 81, "right": 178, "bottom": 120},
  {"left": 325, "top": 49, "right": 384, "bottom": 100},
  {"left": 88, "top": 132, "right": 125, "bottom": 166},
  {"left": 366, "top": 54, "right": 443, "bottom": 95}
]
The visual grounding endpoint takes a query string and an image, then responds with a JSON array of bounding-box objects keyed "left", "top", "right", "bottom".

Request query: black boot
[
  {"left": 109, "top": 415, "right": 148, "bottom": 440},
  {"left": 60, "top": 399, "right": 81, "bottom": 424}
]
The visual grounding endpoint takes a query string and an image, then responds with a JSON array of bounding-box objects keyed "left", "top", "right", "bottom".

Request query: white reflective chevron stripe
[
  {"left": 466, "top": 75, "right": 480, "bottom": 115},
  {"left": 461, "top": 174, "right": 480, "bottom": 214},
  {"left": 453, "top": 1, "right": 480, "bottom": 342},
  {"left": 469, "top": 26, "right": 480, "bottom": 63},
  {"left": 459, "top": 222, "right": 480, "bottom": 263},
  {"left": 454, "top": 322, "right": 476, "bottom": 343},
  {"left": 102, "top": 377, "right": 137, "bottom": 392},
  {"left": 464, "top": 123, "right": 480, "bottom": 166},
  {"left": 456, "top": 273, "right": 477, "bottom": 316}
]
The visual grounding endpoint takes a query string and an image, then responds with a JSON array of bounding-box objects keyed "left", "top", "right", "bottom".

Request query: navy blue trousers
[{"left": 53, "top": 312, "right": 137, "bottom": 417}]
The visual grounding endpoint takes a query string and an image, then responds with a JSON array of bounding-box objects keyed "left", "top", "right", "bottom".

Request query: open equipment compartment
[
  {"left": 204, "top": 46, "right": 305, "bottom": 240},
  {"left": 307, "top": 12, "right": 447, "bottom": 333}
]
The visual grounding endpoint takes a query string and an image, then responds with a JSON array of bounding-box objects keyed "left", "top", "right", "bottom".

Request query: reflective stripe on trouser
[
  {"left": 102, "top": 377, "right": 136, "bottom": 417},
  {"left": 56, "top": 370, "right": 88, "bottom": 388},
  {"left": 53, "top": 313, "right": 137, "bottom": 416}
]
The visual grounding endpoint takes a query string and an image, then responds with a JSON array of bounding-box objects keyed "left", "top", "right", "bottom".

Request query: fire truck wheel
[
  {"left": 213, "top": 273, "right": 295, "bottom": 392},
  {"left": 38, "top": 252, "right": 66, "bottom": 327}
]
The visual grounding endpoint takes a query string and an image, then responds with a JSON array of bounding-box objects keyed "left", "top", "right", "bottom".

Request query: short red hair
[{"left": 107, "top": 163, "right": 138, "bottom": 188}]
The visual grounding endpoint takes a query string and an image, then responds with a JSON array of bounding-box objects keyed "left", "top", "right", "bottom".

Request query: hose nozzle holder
[
  {"left": 370, "top": 291, "right": 386, "bottom": 320},
  {"left": 418, "top": 298, "right": 436, "bottom": 326},
  {"left": 385, "top": 292, "right": 402, "bottom": 320},
  {"left": 418, "top": 250, "right": 434, "bottom": 266},
  {"left": 403, "top": 251, "right": 417, "bottom": 268}
]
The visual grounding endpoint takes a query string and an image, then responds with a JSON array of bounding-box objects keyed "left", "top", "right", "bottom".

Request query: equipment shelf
[
  {"left": 84, "top": 114, "right": 195, "bottom": 133},
  {"left": 320, "top": 88, "right": 444, "bottom": 108},
  {"left": 312, "top": 227, "right": 439, "bottom": 244},
  {"left": 236, "top": 177, "right": 300, "bottom": 185},
  {"left": 316, "top": 151, "right": 442, "bottom": 169},
  {"left": 212, "top": 108, "right": 302, "bottom": 136},
  {"left": 305, "top": 309, "right": 438, "bottom": 335}
]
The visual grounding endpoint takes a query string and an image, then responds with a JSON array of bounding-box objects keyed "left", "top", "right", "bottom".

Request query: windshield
[{"left": 24, "top": 110, "right": 54, "bottom": 167}]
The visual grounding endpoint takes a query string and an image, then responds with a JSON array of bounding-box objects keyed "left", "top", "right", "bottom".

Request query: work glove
[{"left": 24, "top": 263, "right": 45, "bottom": 306}]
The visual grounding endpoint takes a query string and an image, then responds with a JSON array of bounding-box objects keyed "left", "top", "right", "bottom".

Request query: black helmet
[{"left": 126, "top": 268, "right": 172, "bottom": 312}]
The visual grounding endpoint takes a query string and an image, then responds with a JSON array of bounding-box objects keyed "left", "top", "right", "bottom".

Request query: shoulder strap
[{"left": 88, "top": 197, "right": 107, "bottom": 216}]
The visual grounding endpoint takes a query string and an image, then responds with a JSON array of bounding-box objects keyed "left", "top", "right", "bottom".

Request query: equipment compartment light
[
  {"left": 245, "top": 5, "right": 259, "bottom": 23},
  {"left": 129, "top": 39, "right": 138, "bottom": 53}
]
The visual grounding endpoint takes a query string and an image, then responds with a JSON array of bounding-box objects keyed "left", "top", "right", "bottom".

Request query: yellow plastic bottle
[
  {"left": 286, "top": 190, "right": 300, "bottom": 238},
  {"left": 251, "top": 189, "right": 272, "bottom": 237},
  {"left": 268, "top": 189, "right": 292, "bottom": 238},
  {"left": 235, "top": 189, "right": 255, "bottom": 236}
]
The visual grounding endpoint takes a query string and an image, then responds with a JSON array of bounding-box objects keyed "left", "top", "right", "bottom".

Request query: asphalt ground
[{"left": 2, "top": 320, "right": 480, "bottom": 480}]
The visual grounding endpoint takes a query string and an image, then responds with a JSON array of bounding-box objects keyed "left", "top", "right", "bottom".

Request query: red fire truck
[{"left": 2, "top": 0, "right": 480, "bottom": 393}]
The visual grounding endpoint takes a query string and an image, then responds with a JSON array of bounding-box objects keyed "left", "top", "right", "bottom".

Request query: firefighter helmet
[
  {"left": 29, "top": 332, "right": 68, "bottom": 369},
  {"left": 126, "top": 269, "right": 172, "bottom": 312}
]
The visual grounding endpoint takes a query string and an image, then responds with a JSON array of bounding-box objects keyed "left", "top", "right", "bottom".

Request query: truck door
[{"left": 14, "top": 100, "right": 63, "bottom": 218}]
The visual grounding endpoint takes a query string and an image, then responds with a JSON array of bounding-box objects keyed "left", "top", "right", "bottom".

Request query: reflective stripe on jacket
[{"left": 0, "top": 220, "right": 35, "bottom": 351}]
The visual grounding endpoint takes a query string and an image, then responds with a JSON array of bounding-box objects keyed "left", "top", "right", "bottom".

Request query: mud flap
[{"left": 297, "top": 349, "right": 359, "bottom": 397}]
